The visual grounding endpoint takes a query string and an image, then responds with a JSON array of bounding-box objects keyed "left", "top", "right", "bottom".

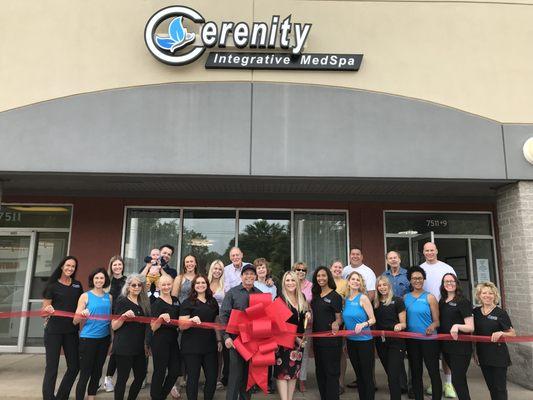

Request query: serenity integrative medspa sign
[{"left": 144, "top": 5, "right": 363, "bottom": 71}]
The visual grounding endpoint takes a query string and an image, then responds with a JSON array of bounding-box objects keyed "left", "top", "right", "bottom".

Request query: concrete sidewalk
[{"left": 0, "top": 353, "right": 531, "bottom": 399}]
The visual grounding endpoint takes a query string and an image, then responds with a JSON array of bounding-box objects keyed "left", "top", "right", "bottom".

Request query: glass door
[
  {"left": 0, "top": 232, "right": 35, "bottom": 351},
  {"left": 434, "top": 238, "right": 472, "bottom": 302}
]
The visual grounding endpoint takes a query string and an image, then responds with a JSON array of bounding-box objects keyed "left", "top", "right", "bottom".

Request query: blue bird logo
[{"left": 155, "top": 17, "right": 196, "bottom": 52}]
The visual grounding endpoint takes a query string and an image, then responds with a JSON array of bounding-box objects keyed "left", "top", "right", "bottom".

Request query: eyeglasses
[
  {"left": 295, "top": 268, "right": 307, "bottom": 272},
  {"left": 443, "top": 280, "right": 456, "bottom": 285},
  {"left": 130, "top": 283, "right": 142, "bottom": 288}
]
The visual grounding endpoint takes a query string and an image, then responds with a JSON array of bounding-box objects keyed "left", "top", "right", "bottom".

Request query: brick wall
[{"left": 496, "top": 181, "right": 533, "bottom": 389}]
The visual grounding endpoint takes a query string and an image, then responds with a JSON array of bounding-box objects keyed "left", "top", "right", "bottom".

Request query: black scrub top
[
  {"left": 43, "top": 280, "right": 83, "bottom": 334},
  {"left": 112, "top": 297, "right": 147, "bottom": 356},
  {"left": 109, "top": 276, "right": 126, "bottom": 310},
  {"left": 438, "top": 298, "right": 473, "bottom": 355},
  {"left": 373, "top": 296, "right": 406, "bottom": 347},
  {"left": 179, "top": 298, "right": 219, "bottom": 354},
  {"left": 311, "top": 290, "right": 343, "bottom": 347},
  {"left": 473, "top": 306, "right": 512, "bottom": 367},
  {"left": 151, "top": 296, "right": 180, "bottom": 340}
]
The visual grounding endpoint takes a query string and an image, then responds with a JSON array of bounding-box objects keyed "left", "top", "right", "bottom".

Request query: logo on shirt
[
  {"left": 487, "top": 315, "right": 498, "bottom": 321},
  {"left": 72, "top": 284, "right": 80, "bottom": 288},
  {"left": 449, "top": 302, "right": 457, "bottom": 306},
  {"left": 323, "top": 297, "right": 331, "bottom": 304}
]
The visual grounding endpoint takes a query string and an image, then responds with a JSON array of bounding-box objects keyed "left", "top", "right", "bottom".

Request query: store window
[
  {"left": 294, "top": 212, "right": 348, "bottom": 275},
  {"left": 123, "top": 208, "right": 348, "bottom": 280},
  {"left": 238, "top": 211, "right": 290, "bottom": 281},
  {"left": 182, "top": 210, "right": 236, "bottom": 274},
  {"left": 123, "top": 209, "right": 180, "bottom": 274}
]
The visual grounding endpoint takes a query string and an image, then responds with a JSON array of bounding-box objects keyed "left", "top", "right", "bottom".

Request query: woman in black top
[
  {"left": 473, "top": 282, "right": 516, "bottom": 400},
  {"left": 310, "top": 266, "right": 343, "bottom": 400},
  {"left": 373, "top": 275, "right": 406, "bottom": 400},
  {"left": 103, "top": 255, "right": 127, "bottom": 392},
  {"left": 150, "top": 274, "right": 181, "bottom": 400},
  {"left": 179, "top": 274, "right": 221, "bottom": 400},
  {"left": 111, "top": 274, "right": 150, "bottom": 400},
  {"left": 42, "top": 256, "right": 84, "bottom": 400},
  {"left": 438, "top": 273, "right": 474, "bottom": 400}
]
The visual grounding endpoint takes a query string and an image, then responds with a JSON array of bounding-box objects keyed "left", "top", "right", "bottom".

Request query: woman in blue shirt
[
  {"left": 342, "top": 271, "right": 376, "bottom": 400},
  {"left": 404, "top": 266, "right": 441, "bottom": 400},
  {"left": 73, "top": 267, "right": 112, "bottom": 400}
]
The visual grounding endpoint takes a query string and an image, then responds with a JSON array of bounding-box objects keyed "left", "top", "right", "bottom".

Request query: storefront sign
[{"left": 145, "top": 6, "right": 362, "bottom": 71}]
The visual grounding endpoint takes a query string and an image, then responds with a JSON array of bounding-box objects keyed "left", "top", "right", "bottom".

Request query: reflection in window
[
  {"left": 182, "top": 210, "right": 236, "bottom": 274},
  {"left": 124, "top": 209, "right": 180, "bottom": 274},
  {"left": 294, "top": 212, "right": 347, "bottom": 275},
  {"left": 238, "top": 211, "right": 291, "bottom": 281}
]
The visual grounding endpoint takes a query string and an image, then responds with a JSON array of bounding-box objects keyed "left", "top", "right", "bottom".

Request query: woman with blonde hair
[
  {"left": 473, "top": 282, "right": 515, "bottom": 400},
  {"left": 373, "top": 275, "right": 406, "bottom": 400},
  {"left": 207, "top": 259, "right": 227, "bottom": 389},
  {"left": 291, "top": 262, "right": 312, "bottom": 392},
  {"left": 274, "top": 271, "right": 310, "bottom": 400},
  {"left": 342, "top": 271, "right": 376, "bottom": 399}
]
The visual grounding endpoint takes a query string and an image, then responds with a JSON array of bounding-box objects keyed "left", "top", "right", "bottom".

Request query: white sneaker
[{"left": 103, "top": 376, "right": 114, "bottom": 392}]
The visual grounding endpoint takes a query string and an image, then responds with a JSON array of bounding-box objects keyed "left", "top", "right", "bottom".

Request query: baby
[{"left": 145, "top": 248, "right": 162, "bottom": 286}]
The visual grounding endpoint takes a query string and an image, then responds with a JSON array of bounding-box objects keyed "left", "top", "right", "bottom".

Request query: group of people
[{"left": 41, "top": 243, "right": 515, "bottom": 400}]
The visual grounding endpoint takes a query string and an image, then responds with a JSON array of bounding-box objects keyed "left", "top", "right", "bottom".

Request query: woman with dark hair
[
  {"left": 172, "top": 254, "right": 199, "bottom": 303},
  {"left": 73, "top": 268, "right": 112, "bottom": 400},
  {"left": 103, "top": 255, "right": 127, "bottom": 392},
  {"left": 111, "top": 274, "right": 150, "bottom": 400},
  {"left": 438, "top": 273, "right": 474, "bottom": 400},
  {"left": 404, "top": 266, "right": 441, "bottom": 400},
  {"left": 473, "top": 282, "right": 516, "bottom": 400},
  {"left": 42, "top": 256, "right": 83, "bottom": 400},
  {"left": 373, "top": 275, "right": 406, "bottom": 400},
  {"left": 310, "top": 266, "right": 343, "bottom": 400},
  {"left": 179, "top": 274, "right": 222, "bottom": 400},
  {"left": 150, "top": 274, "right": 181, "bottom": 400}
]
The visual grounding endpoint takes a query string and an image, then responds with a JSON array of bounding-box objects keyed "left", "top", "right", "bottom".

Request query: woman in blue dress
[
  {"left": 404, "top": 266, "right": 441, "bottom": 400},
  {"left": 342, "top": 271, "right": 376, "bottom": 400}
]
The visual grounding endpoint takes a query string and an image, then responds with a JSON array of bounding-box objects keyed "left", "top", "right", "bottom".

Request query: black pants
[
  {"left": 76, "top": 336, "right": 110, "bottom": 399},
  {"left": 150, "top": 333, "right": 181, "bottom": 400},
  {"left": 375, "top": 339, "right": 405, "bottom": 400},
  {"left": 443, "top": 352, "right": 472, "bottom": 400},
  {"left": 106, "top": 354, "right": 117, "bottom": 376},
  {"left": 114, "top": 354, "right": 147, "bottom": 400},
  {"left": 42, "top": 331, "right": 80, "bottom": 400},
  {"left": 184, "top": 352, "right": 218, "bottom": 400},
  {"left": 226, "top": 348, "right": 250, "bottom": 400},
  {"left": 480, "top": 365, "right": 508, "bottom": 400},
  {"left": 347, "top": 340, "right": 375, "bottom": 400},
  {"left": 406, "top": 339, "right": 442, "bottom": 400},
  {"left": 313, "top": 344, "right": 341, "bottom": 400}
]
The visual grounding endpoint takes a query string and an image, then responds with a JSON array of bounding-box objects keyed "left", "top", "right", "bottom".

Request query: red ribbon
[{"left": 225, "top": 294, "right": 298, "bottom": 393}]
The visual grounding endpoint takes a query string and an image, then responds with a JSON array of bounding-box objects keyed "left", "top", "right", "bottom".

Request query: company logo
[
  {"left": 145, "top": 5, "right": 363, "bottom": 71},
  {"left": 145, "top": 6, "right": 205, "bottom": 66}
]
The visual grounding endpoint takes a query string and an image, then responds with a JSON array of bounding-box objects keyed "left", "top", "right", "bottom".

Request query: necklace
[{"left": 481, "top": 304, "right": 496, "bottom": 316}]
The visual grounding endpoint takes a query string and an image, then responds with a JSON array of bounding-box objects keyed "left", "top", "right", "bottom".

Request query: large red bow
[{"left": 226, "top": 293, "right": 298, "bottom": 393}]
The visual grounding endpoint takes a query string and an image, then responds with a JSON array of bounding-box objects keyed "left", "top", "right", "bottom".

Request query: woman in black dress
[
  {"left": 42, "top": 256, "right": 84, "bottom": 400},
  {"left": 179, "top": 274, "right": 222, "bottom": 400},
  {"left": 438, "top": 273, "right": 474, "bottom": 400},
  {"left": 150, "top": 274, "right": 181, "bottom": 400},
  {"left": 473, "top": 282, "right": 516, "bottom": 400},
  {"left": 373, "top": 275, "right": 406, "bottom": 400},
  {"left": 103, "top": 255, "right": 127, "bottom": 392},
  {"left": 111, "top": 274, "right": 150, "bottom": 400},
  {"left": 311, "top": 266, "right": 343, "bottom": 400},
  {"left": 274, "top": 271, "right": 310, "bottom": 400}
]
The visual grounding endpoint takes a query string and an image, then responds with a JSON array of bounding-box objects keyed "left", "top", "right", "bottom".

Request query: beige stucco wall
[{"left": 1, "top": 0, "right": 533, "bottom": 122}]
